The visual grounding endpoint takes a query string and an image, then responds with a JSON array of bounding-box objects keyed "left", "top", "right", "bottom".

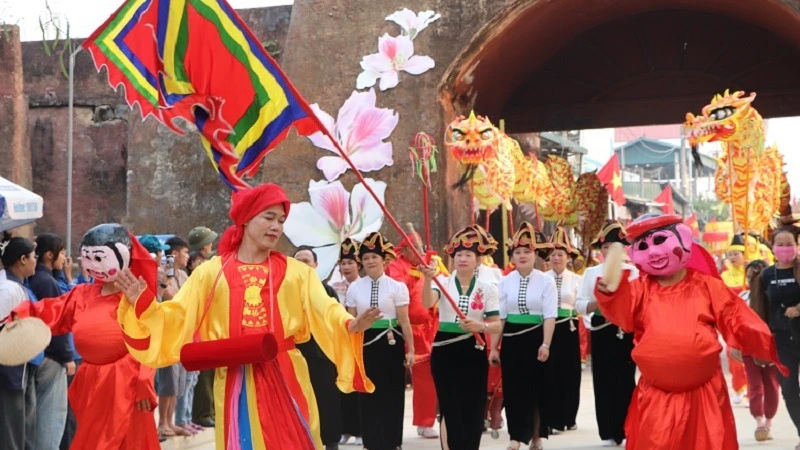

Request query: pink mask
[
  {"left": 774, "top": 246, "right": 797, "bottom": 265},
  {"left": 80, "top": 244, "right": 131, "bottom": 282},
  {"left": 628, "top": 224, "right": 693, "bottom": 276}
]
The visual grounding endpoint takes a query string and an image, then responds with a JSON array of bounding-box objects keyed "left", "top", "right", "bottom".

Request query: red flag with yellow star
[{"left": 597, "top": 154, "right": 625, "bottom": 206}]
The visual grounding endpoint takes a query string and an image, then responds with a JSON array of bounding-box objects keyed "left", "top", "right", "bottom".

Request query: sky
[{"left": 1, "top": 0, "right": 292, "bottom": 41}]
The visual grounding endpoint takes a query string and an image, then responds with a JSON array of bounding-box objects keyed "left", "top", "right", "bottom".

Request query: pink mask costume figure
[
  {"left": 7, "top": 223, "right": 161, "bottom": 450},
  {"left": 594, "top": 213, "right": 787, "bottom": 450},
  {"left": 116, "top": 183, "right": 375, "bottom": 450}
]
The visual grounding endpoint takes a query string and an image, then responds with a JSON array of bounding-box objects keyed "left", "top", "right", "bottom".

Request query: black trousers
[
  {"left": 591, "top": 324, "right": 636, "bottom": 444},
  {"left": 549, "top": 319, "right": 581, "bottom": 430},
  {"left": 431, "top": 332, "right": 487, "bottom": 450},
  {"left": 298, "top": 337, "right": 342, "bottom": 445},
  {"left": 360, "top": 329, "right": 405, "bottom": 450},
  {"left": 501, "top": 323, "right": 551, "bottom": 444},
  {"left": 192, "top": 369, "right": 215, "bottom": 423},
  {"left": 775, "top": 330, "right": 800, "bottom": 435},
  {"left": 340, "top": 392, "right": 361, "bottom": 437}
]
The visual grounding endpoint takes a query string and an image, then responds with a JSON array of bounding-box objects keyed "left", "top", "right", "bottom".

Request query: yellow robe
[{"left": 118, "top": 255, "right": 373, "bottom": 449}]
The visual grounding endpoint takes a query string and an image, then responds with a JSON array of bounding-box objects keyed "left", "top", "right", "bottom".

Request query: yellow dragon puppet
[
  {"left": 684, "top": 90, "right": 788, "bottom": 239},
  {"left": 445, "top": 111, "right": 552, "bottom": 213},
  {"left": 445, "top": 111, "right": 608, "bottom": 247}
]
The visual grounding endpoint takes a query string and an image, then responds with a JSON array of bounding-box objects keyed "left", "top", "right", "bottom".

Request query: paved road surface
[{"left": 164, "top": 367, "right": 798, "bottom": 449}]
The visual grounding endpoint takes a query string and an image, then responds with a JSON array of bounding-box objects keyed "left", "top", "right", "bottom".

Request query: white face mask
[{"left": 80, "top": 244, "right": 130, "bottom": 282}]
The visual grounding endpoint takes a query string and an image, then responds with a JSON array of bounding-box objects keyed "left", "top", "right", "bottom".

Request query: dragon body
[
  {"left": 446, "top": 112, "right": 606, "bottom": 235},
  {"left": 684, "top": 90, "right": 788, "bottom": 236}
]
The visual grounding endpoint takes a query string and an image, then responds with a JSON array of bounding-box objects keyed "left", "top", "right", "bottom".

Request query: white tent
[{"left": 0, "top": 177, "right": 43, "bottom": 233}]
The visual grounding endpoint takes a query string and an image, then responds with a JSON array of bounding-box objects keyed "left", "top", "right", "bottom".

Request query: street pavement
[{"left": 164, "top": 366, "right": 798, "bottom": 449}]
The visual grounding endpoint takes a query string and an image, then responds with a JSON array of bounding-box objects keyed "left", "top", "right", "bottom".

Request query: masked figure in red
[
  {"left": 8, "top": 224, "right": 160, "bottom": 450},
  {"left": 595, "top": 213, "right": 786, "bottom": 450}
]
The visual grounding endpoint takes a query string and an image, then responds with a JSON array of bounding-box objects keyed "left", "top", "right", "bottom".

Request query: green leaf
[{"left": 59, "top": 54, "right": 68, "bottom": 79}]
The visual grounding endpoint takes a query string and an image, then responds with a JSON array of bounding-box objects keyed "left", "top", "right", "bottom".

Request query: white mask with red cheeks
[
  {"left": 79, "top": 223, "right": 132, "bottom": 283},
  {"left": 80, "top": 244, "right": 131, "bottom": 282},
  {"left": 628, "top": 223, "right": 693, "bottom": 277}
]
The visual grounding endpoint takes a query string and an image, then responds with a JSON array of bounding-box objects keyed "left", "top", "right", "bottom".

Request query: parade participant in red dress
[
  {"left": 385, "top": 230, "right": 440, "bottom": 439},
  {"left": 595, "top": 213, "right": 787, "bottom": 450},
  {"left": 9, "top": 224, "right": 160, "bottom": 450}
]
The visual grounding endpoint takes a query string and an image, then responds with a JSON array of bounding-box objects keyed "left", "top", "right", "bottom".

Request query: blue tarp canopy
[{"left": 0, "top": 177, "right": 43, "bottom": 233}]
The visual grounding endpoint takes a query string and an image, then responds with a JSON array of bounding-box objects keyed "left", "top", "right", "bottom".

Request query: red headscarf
[{"left": 217, "top": 184, "right": 291, "bottom": 255}]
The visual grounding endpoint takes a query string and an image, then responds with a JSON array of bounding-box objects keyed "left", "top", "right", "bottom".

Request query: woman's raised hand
[{"left": 114, "top": 269, "right": 147, "bottom": 305}]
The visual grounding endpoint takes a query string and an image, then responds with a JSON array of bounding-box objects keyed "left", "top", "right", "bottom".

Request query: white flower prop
[
  {"left": 284, "top": 178, "right": 387, "bottom": 280},
  {"left": 308, "top": 89, "right": 399, "bottom": 181},
  {"left": 356, "top": 34, "right": 435, "bottom": 91},
  {"left": 386, "top": 8, "right": 441, "bottom": 40}
]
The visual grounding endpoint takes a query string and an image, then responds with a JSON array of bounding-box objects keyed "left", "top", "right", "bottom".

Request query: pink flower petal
[
  {"left": 349, "top": 142, "right": 394, "bottom": 173},
  {"left": 316, "top": 156, "right": 351, "bottom": 182},
  {"left": 379, "top": 71, "right": 400, "bottom": 91},
  {"left": 393, "top": 35, "right": 415, "bottom": 60},
  {"left": 307, "top": 104, "right": 338, "bottom": 153},
  {"left": 356, "top": 70, "right": 379, "bottom": 89},
  {"left": 309, "top": 180, "right": 351, "bottom": 230},
  {"left": 385, "top": 8, "right": 416, "bottom": 31},
  {"left": 378, "top": 34, "right": 399, "bottom": 60},
  {"left": 345, "top": 106, "right": 399, "bottom": 151},
  {"left": 402, "top": 55, "right": 435, "bottom": 75},
  {"left": 337, "top": 90, "right": 377, "bottom": 140},
  {"left": 283, "top": 203, "right": 339, "bottom": 248},
  {"left": 360, "top": 53, "right": 393, "bottom": 74}
]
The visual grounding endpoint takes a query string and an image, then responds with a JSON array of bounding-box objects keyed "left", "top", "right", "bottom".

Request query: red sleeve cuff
[
  {"left": 122, "top": 331, "right": 151, "bottom": 352},
  {"left": 134, "top": 289, "right": 156, "bottom": 319}
]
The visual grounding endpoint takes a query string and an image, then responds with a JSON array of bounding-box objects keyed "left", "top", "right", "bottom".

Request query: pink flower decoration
[
  {"left": 385, "top": 8, "right": 441, "bottom": 40},
  {"left": 356, "top": 34, "right": 435, "bottom": 91},
  {"left": 471, "top": 289, "right": 484, "bottom": 310},
  {"left": 308, "top": 89, "right": 399, "bottom": 182}
]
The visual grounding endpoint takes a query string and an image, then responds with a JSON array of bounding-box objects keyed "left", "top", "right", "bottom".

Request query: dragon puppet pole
[{"left": 314, "top": 123, "right": 486, "bottom": 349}]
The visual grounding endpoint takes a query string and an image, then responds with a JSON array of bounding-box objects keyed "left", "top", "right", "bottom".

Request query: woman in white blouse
[
  {"left": 345, "top": 232, "right": 414, "bottom": 450},
  {"left": 545, "top": 227, "right": 584, "bottom": 432},
  {"left": 491, "top": 222, "right": 558, "bottom": 450},
  {"left": 421, "top": 226, "right": 501, "bottom": 450}
]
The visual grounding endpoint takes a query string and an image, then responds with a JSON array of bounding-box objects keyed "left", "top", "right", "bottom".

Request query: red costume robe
[
  {"left": 596, "top": 268, "right": 785, "bottom": 450},
  {"left": 13, "top": 284, "right": 159, "bottom": 450},
  {"left": 386, "top": 255, "right": 438, "bottom": 428}
]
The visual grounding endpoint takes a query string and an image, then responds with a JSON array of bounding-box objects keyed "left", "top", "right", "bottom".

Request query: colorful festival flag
[
  {"left": 83, "top": 0, "right": 321, "bottom": 190},
  {"left": 596, "top": 154, "right": 625, "bottom": 206}
]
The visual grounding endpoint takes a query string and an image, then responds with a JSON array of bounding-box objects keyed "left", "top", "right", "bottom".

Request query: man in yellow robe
[{"left": 114, "top": 183, "right": 380, "bottom": 449}]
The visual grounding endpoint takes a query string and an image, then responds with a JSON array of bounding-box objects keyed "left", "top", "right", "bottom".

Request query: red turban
[{"left": 218, "top": 184, "right": 290, "bottom": 255}]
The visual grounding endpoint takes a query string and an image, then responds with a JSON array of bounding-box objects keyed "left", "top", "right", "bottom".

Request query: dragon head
[
  {"left": 684, "top": 90, "right": 757, "bottom": 147},
  {"left": 445, "top": 111, "right": 499, "bottom": 165}
]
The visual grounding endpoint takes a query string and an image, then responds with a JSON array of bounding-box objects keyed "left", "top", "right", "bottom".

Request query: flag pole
[
  {"left": 66, "top": 47, "right": 82, "bottom": 257},
  {"left": 310, "top": 116, "right": 486, "bottom": 349}
]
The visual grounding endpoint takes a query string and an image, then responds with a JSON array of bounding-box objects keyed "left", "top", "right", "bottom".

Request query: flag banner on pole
[
  {"left": 596, "top": 154, "right": 626, "bottom": 206},
  {"left": 83, "top": 0, "right": 320, "bottom": 190},
  {"left": 655, "top": 184, "right": 675, "bottom": 215}
]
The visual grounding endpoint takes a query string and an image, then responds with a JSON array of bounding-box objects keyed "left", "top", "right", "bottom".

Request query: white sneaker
[
  {"left": 417, "top": 427, "right": 438, "bottom": 438},
  {"left": 354, "top": 437, "right": 363, "bottom": 446},
  {"left": 601, "top": 439, "right": 616, "bottom": 447},
  {"left": 732, "top": 392, "right": 743, "bottom": 405},
  {"left": 340, "top": 435, "right": 353, "bottom": 445},
  {"left": 581, "top": 362, "right": 587, "bottom": 371}
]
